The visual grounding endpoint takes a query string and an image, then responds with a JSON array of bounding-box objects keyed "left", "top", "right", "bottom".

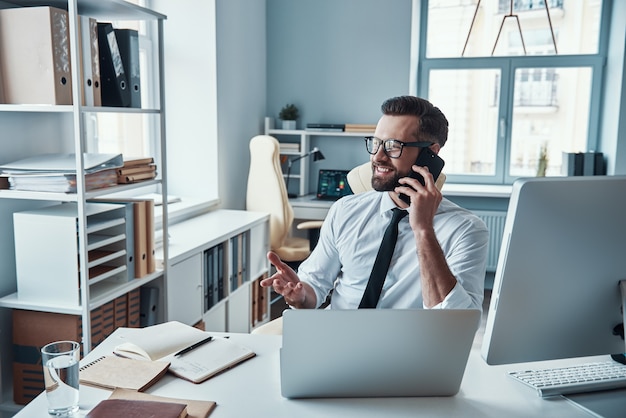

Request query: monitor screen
[
  {"left": 316, "top": 169, "right": 353, "bottom": 200},
  {"left": 481, "top": 176, "right": 626, "bottom": 365}
]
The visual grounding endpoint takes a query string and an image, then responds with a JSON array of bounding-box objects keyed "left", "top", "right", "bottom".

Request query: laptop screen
[{"left": 316, "top": 169, "right": 353, "bottom": 200}]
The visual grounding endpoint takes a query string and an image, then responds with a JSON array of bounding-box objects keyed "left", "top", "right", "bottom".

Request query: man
[{"left": 260, "top": 95, "right": 488, "bottom": 311}]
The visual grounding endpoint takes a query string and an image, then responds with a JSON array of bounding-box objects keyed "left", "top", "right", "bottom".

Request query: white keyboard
[{"left": 508, "top": 361, "right": 626, "bottom": 397}]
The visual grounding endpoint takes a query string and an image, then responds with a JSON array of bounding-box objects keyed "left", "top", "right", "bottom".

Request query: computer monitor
[{"left": 481, "top": 176, "right": 626, "bottom": 366}]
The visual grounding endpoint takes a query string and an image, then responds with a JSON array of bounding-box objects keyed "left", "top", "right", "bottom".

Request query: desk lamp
[{"left": 285, "top": 147, "right": 325, "bottom": 198}]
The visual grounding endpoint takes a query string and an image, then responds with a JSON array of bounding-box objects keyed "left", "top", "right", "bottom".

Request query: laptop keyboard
[{"left": 508, "top": 361, "right": 626, "bottom": 397}]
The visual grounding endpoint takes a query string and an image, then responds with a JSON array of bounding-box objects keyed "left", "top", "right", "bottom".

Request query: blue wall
[{"left": 266, "top": 0, "right": 413, "bottom": 192}]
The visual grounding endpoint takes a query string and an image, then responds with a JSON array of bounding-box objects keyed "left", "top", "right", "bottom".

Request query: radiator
[{"left": 474, "top": 211, "right": 507, "bottom": 272}]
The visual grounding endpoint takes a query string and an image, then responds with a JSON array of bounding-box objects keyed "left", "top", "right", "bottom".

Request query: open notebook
[
  {"left": 280, "top": 309, "right": 481, "bottom": 398},
  {"left": 113, "top": 321, "right": 255, "bottom": 383}
]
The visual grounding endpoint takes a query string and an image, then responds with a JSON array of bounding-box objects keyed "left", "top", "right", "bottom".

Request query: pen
[{"left": 174, "top": 336, "right": 213, "bottom": 357}]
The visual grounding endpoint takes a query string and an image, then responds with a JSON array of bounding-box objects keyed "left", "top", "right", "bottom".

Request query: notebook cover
[
  {"left": 86, "top": 399, "right": 187, "bottom": 418},
  {"left": 79, "top": 355, "right": 169, "bottom": 392},
  {"left": 109, "top": 388, "right": 216, "bottom": 418}
]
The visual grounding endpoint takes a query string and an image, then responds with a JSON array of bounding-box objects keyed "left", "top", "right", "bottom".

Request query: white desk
[
  {"left": 290, "top": 184, "right": 513, "bottom": 221},
  {"left": 15, "top": 329, "right": 624, "bottom": 417},
  {"left": 290, "top": 195, "right": 333, "bottom": 220}
]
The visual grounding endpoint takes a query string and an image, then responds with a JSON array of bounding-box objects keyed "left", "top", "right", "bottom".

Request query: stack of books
[
  {"left": 117, "top": 158, "right": 157, "bottom": 184},
  {"left": 344, "top": 123, "right": 376, "bottom": 133},
  {"left": 279, "top": 143, "right": 300, "bottom": 153},
  {"left": 0, "top": 153, "right": 122, "bottom": 193}
]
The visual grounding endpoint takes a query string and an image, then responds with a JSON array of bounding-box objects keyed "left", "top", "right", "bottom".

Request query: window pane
[
  {"left": 426, "top": 0, "right": 603, "bottom": 58},
  {"left": 509, "top": 67, "right": 592, "bottom": 177},
  {"left": 428, "top": 69, "right": 500, "bottom": 176}
]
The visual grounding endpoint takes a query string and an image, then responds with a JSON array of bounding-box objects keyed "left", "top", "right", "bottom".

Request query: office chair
[{"left": 246, "top": 135, "right": 322, "bottom": 265}]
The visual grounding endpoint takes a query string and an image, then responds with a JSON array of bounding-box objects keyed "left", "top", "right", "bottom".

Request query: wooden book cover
[
  {"left": 86, "top": 398, "right": 186, "bottom": 418},
  {"left": 79, "top": 355, "right": 169, "bottom": 392},
  {"left": 109, "top": 388, "right": 216, "bottom": 418}
]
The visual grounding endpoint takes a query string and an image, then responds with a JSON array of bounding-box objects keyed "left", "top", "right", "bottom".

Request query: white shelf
[{"left": 265, "top": 127, "right": 374, "bottom": 196}]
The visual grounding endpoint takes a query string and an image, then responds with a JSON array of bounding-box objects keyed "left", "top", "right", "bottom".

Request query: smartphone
[{"left": 398, "top": 147, "right": 445, "bottom": 204}]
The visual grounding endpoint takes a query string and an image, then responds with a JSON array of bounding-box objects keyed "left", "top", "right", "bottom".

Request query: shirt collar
[{"left": 379, "top": 192, "right": 405, "bottom": 216}]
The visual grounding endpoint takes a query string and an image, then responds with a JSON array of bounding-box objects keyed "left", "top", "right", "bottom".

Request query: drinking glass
[{"left": 41, "top": 341, "right": 80, "bottom": 416}]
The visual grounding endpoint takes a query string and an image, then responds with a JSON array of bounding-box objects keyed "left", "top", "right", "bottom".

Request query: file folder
[
  {"left": 145, "top": 199, "right": 156, "bottom": 274},
  {"left": 0, "top": 6, "right": 72, "bottom": 105},
  {"left": 114, "top": 29, "right": 142, "bottom": 108},
  {"left": 78, "top": 16, "right": 102, "bottom": 107},
  {"left": 98, "top": 22, "right": 131, "bottom": 107}
]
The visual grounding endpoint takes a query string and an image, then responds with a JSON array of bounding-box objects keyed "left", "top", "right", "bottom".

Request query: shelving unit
[
  {"left": 0, "top": 1, "right": 167, "bottom": 414},
  {"left": 264, "top": 125, "right": 374, "bottom": 197}
]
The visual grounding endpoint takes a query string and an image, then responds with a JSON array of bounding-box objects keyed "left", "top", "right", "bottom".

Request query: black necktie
[{"left": 359, "top": 208, "right": 407, "bottom": 308}]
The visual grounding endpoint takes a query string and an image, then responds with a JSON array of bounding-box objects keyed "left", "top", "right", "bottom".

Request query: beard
[{"left": 371, "top": 164, "right": 409, "bottom": 192}]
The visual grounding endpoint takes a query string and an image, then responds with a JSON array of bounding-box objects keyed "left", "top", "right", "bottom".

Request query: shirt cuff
[{"left": 423, "top": 282, "right": 471, "bottom": 309}]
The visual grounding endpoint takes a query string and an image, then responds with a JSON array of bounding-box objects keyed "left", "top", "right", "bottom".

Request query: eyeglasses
[{"left": 364, "top": 136, "right": 433, "bottom": 159}]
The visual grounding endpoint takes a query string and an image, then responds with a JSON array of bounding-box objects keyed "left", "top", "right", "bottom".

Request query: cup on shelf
[{"left": 41, "top": 340, "right": 80, "bottom": 417}]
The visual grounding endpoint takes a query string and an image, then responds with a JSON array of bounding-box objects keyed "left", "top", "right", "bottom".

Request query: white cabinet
[
  {"left": 167, "top": 253, "right": 203, "bottom": 326},
  {"left": 162, "top": 210, "right": 271, "bottom": 333}
]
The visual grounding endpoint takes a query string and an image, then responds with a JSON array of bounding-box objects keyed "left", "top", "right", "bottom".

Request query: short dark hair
[{"left": 381, "top": 95, "right": 448, "bottom": 147}]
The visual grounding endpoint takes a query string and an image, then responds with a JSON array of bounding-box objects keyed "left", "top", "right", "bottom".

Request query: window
[{"left": 417, "top": 0, "right": 607, "bottom": 184}]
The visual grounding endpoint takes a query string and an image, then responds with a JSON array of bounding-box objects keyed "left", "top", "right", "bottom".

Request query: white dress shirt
[{"left": 297, "top": 191, "right": 489, "bottom": 310}]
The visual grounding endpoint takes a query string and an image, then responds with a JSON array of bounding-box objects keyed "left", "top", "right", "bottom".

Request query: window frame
[{"left": 415, "top": 0, "right": 611, "bottom": 185}]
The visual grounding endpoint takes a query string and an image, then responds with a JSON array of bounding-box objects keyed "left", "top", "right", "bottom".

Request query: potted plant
[{"left": 279, "top": 103, "right": 299, "bottom": 130}]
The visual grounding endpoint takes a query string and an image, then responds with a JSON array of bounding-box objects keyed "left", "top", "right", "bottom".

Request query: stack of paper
[{"left": 0, "top": 153, "right": 123, "bottom": 193}]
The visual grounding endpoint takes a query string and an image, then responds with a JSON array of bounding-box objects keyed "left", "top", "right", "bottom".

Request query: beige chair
[{"left": 246, "top": 135, "right": 321, "bottom": 264}]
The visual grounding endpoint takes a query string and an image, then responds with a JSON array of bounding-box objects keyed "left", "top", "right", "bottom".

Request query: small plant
[{"left": 279, "top": 103, "right": 299, "bottom": 121}]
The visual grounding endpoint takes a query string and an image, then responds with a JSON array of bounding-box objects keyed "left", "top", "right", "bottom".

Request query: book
[
  {"left": 113, "top": 321, "right": 255, "bottom": 383},
  {"left": 108, "top": 388, "right": 216, "bottom": 418},
  {"left": 306, "top": 123, "right": 345, "bottom": 130},
  {"left": 86, "top": 399, "right": 187, "bottom": 418},
  {"left": 344, "top": 123, "right": 376, "bottom": 133},
  {"left": 122, "top": 157, "right": 154, "bottom": 167},
  {"left": 79, "top": 355, "right": 169, "bottom": 392}
]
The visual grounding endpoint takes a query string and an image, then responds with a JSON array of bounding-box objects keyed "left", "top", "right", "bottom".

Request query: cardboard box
[{"left": 12, "top": 289, "right": 142, "bottom": 404}]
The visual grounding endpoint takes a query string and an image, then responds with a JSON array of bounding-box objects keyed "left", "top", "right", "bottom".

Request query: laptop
[
  {"left": 315, "top": 169, "right": 353, "bottom": 200},
  {"left": 280, "top": 309, "right": 481, "bottom": 398}
]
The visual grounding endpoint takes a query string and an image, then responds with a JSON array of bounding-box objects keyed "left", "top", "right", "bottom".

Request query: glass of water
[{"left": 41, "top": 341, "right": 80, "bottom": 416}]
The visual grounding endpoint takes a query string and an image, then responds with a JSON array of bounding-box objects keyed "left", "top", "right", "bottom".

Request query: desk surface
[{"left": 15, "top": 329, "right": 624, "bottom": 417}]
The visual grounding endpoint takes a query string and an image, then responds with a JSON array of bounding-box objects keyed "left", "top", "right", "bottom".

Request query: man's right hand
[{"left": 260, "top": 251, "right": 311, "bottom": 308}]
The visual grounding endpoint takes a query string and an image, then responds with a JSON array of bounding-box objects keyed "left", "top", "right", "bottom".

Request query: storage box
[
  {"left": 14, "top": 202, "right": 128, "bottom": 306},
  {"left": 12, "top": 289, "right": 141, "bottom": 404}
]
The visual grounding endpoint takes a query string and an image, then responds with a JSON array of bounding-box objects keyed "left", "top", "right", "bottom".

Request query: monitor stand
[
  {"left": 564, "top": 280, "right": 626, "bottom": 417},
  {"left": 611, "top": 280, "right": 626, "bottom": 365}
]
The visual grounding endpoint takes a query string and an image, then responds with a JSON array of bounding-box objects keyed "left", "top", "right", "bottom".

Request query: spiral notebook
[{"left": 79, "top": 355, "right": 170, "bottom": 392}]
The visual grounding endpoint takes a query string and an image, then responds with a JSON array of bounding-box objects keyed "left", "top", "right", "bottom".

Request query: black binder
[
  {"left": 114, "top": 28, "right": 141, "bottom": 108},
  {"left": 97, "top": 23, "right": 131, "bottom": 107}
]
